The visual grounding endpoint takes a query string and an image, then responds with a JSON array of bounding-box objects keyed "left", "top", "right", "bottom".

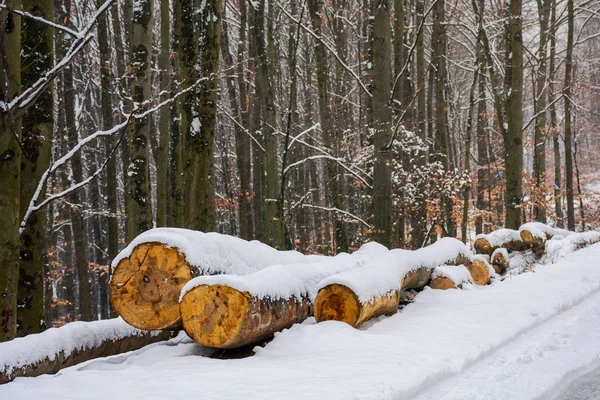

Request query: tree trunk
[
  {"left": 0, "top": 0, "right": 22, "bottom": 342},
  {"left": 156, "top": 0, "right": 170, "bottom": 227},
  {"left": 564, "top": 0, "right": 575, "bottom": 230},
  {"left": 504, "top": 0, "right": 524, "bottom": 229},
  {"left": 18, "top": 0, "right": 54, "bottom": 335},
  {"left": 548, "top": 0, "right": 562, "bottom": 227},
  {"left": 185, "top": 0, "right": 220, "bottom": 232},
  {"left": 126, "top": 0, "right": 153, "bottom": 240},
  {"left": 372, "top": 0, "right": 393, "bottom": 248}
]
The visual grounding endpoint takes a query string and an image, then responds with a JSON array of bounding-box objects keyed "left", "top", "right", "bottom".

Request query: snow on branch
[
  {"left": 6, "top": 0, "right": 115, "bottom": 119},
  {"left": 19, "top": 77, "right": 208, "bottom": 236},
  {"left": 0, "top": 4, "right": 80, "bottom": 38}
]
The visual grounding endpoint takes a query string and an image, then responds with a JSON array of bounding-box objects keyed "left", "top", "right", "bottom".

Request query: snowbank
[
  {"left": 519, "top": 222, "right": 572, "bottom": 240},
  {"left": 111, "top": 228, "right": 323, "bottom": 275},
  {"left": 180, "top": 241, "right": 389, "bottom": 302},
  {"left": 317, "top": 238, "right": 471, "bottom": 303},
  {"left": 541, "top": 231, "right": 600, "bottom": 264}
]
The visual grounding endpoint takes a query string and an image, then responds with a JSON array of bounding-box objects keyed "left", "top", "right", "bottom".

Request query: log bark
[
  {"left": 0, "top": 330, "right": 172, "bottom": 384},
  {"left": 110, "top": 243, "right": 196, "bottom": 330},
  {"left": 519, "top": 229, "right": 546, "bottom": 255},
  {"left": 180, "top": 284, "right": 310, "bottom": 349},
  {"left": 313, "top": 253, "right": 470, "bottom": 327}
]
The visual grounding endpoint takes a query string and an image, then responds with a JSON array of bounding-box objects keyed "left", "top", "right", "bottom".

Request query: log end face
[
  {"left": 110, "top": 243, "right": 193, "bottom": 330},
  {"left": 520, "top": 229, "right": 534, "bottom": 243},
  {"left": 467, "top": 259, "right": 491, "bottom": 285},
  {"left": 314, "top": 284, "right": 360, "bottom": 327},
  {"left": 180, "top": 284, "right": 249, "bottom": 349},
  {"left": 473, "top": 238, "right": 492, "bottom": 255}
]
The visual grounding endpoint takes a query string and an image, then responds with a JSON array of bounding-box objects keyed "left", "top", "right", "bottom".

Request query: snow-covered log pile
[
  {"left": 110, "top": 228, "right": 322, "bottom": 330},
  {"left": 540, "top": 231, "right": 600, "bottom": 264},
  {"left": 313, "top": 238, "right": 472, "bottom": 327},
  {"left": 429, "top": 265, "right": 473, "bottom": 290},
  {"left": 0, "top": 318, "right": 171, "bottom": 384},
  {"left": 178, "top": 242, "right": 388, "bottom": 349},
  {"left": 473, "top": 229, "right": 529, "bottom": 255},
  {"left": 519, "top": 222, "right": 573, "bottom": 255}
]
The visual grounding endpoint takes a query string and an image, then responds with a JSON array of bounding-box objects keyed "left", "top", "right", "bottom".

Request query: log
[
  {"left": 180, "top": 284, "right": 310, "bottom": 349},
  {"left": 0, "top": 318, "right": 171, "bottom": 384},
  {"left": 314, "top": 238, "right": 472, "bottom": 327},
  {"left": 110, "top": 242, "right": 195, "bottom": 330},
  {"left": 466, "top": 257, "right": 492, "bottom": 285},
  {"left": 110, "top": 228, "right": 315, "bottom": 330},
  {"left": 519, "top": 229, "right": 546, "bottom": 256},
  {"left": 473, "top": 229, "right": 529, "bottom": 255},
  {"left": 491, "top": 248, "right": 509, "bottom": 274},
  {"left": 429, "top": 265, "right": 473, "bottom": 290},
  {"left": 179, "top": 242, "right": 389, "bottom": 349}
]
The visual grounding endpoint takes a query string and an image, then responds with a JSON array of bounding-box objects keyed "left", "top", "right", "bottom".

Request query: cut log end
[
  {"left": 467, "top": 259, "right": 491, "bottom": 285},
  {"left": 110, "top": 243, "right": 194, "bottom": 330},
  {"left": 492, "top": 252, "right": 508, "bottom": 275},
  {"left": 314, "top": 284, "right": 361, "bottom": 327},
  {"left": 429, "top": 276, "right": 457, "bottom": 290},
  {"left": 180, "top": 284, "right": 250, "bottom": 349},
  {"left": 520, "top": 230, "right": 545, "bottom": 255},
  {"left": 473, "top": 238, "right": 492, "bottom": 255}
]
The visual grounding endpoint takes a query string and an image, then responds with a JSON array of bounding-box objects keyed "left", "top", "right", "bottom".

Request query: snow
[
  {"left": 3, "top": 244, "right": 600, "bottom": 398},
  {"left": 0, "top": 318, "right": 157, "bottom": 377},
  {"left": 180, "top": 241, "right": 389, "bottom": 301},
  {"left": 432, "top": 265, "right": 473, "bottom": 286},
  {"left": 111, "top": 228, "right": 323, "bottom": 275},
  {"left": 519, "top": 222, "right": 572, "bottom": 239},
  {"left": 541, "top": 231, "right": 600, "bottom": 264},
  {"left": 475, "top": 228, "right": 521, "bottom": 247},
  {"left": 317, "top": 238, "right": 471, "bottom": 303}
]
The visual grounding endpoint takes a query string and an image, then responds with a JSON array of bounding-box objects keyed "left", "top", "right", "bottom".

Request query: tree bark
[
  {"left": 185, "top": 0, "right": 220, "bottom": 232},
  {"left": 372, "top": 0, "right": 393, "bottom": 248},
  {"left": 18, "top": 0, "right": 53, "bottom": 335},
  {"left": 0, "top": 0, "right": 22, "bottom": 342},
  {"left": 548, "top": 0, "right": 562, "bottom": 227},
  {"left": 126, "top": 0, "right": 153, "bottom": 240},
  {"left": 156, "top": 0, "right": 170, "bottom": 227},
  {"left": 563, "top": 0, "right": 575, "bottom": 230},
  {"left": 504, "top": 0, "right": 524, "bottom": 229}
]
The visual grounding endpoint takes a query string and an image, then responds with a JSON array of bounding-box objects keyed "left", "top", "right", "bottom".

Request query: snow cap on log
[
  {"left": 314, "top": 238, "right": 472, "bottom": 327},
  {"left": 473, "top": 229, "right": 526, "bottom": 255},
  {"left": 430, "top": 265, "right": 473, "bottom": 290},
  {"left": 0, "top": 318, "right": 167, "bottom": 384},
  {"left": 179, "top": 242, "right": 389, "bottom": 349},
  {"left": 491, "top": 248, "right": 509, "bottom": 274}
]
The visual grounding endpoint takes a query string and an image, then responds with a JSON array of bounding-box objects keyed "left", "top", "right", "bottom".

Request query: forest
[{"left": 1, "top": 0, "right": 599, "bottom": 342}]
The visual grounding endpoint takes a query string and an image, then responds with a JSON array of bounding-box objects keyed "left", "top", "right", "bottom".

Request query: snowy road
[{"left": 3, "top": 244, "right": 600, "bottom": 399}]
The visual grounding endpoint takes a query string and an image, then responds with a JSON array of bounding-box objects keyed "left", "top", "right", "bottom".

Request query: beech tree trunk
[
  {"left": 372, "top": 0, "right": 393, "bottom": 248},
  {"left": 564, "top": 0, "right": 575, "bottom": 231},
  {"left": 126, "top": 0, "right": 153, "bottom": 240},
  {"left": 0, "top": 0, "right": 22, "bottom": 342}
]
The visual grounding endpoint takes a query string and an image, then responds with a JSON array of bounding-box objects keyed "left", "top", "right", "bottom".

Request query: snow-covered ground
[{"left": 3, "top": 244, "right": 600, "bottom": 399}]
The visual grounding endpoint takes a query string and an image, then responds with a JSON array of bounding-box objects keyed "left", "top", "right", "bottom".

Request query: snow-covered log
[
  {"left": 179, "top": 243, "right": 388, "bottom": 349},
  {"left": 110, "top": 228, "right": 320, "bottom": 330},
  {"left": 541, "top": 231, "right": 600, "bottom": 264},
  {"left": 466, "top": 256, "right": 492, "bottom": 285},
  {"left": 429, "top": 265, "right": 473, "bottom": 290},
  {"left": 0, "top": 318, "right": 170, "bottom": 384},
  {"left": 473, "top": 229, "right": 529, "bottom": 255},
  {"left": 313, "top": 238, "right": 472, "bottom": 327},
  {"left": 491, "top": 248, "right": 509, "bottom": 274},
  {"left": 519, "top": 222, "right": 572, "bottom": 241}
]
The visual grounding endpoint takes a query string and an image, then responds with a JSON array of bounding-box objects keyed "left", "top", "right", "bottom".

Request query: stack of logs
[{"left": 107, "top": 223, "right": 600, "bottom": 352}]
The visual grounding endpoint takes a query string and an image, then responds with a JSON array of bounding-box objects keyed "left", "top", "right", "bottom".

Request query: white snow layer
[
  {"left": 180, "top": 241, "right": 390, "bottom": 301},
  {"left": 3, "top": 243, "right": 600, "bottom": 399},
  {"left": 474, "top": 228, "right": 521, "bottom": 247},
  {"left": 519, "top": 221, "right": 573, "bottom": 239},
  {"left": 318, "top": 238, "right": 471, "bottom": 303},
  {"left": 111, "top": 228, "right": 323, "bottom": 275},
  {"left": 0, "top": 318, "right": 158, "bottom": 375},
  {"left": 541, "top": 231, "right": 600, "bottom": 264},
  {"left": 432, "top": 265, "right": 473, "bottom": 286}
]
